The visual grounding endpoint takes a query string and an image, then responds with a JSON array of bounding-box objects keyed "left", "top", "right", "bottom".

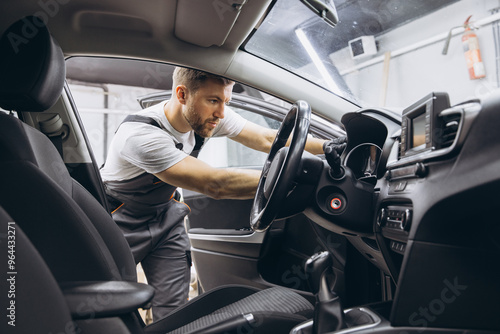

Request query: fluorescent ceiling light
[{"left": 296, "top": 28, "right": 341, "bottom": 95}]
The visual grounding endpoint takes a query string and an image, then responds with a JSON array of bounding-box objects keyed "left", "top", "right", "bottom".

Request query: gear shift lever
[
  {"left": 305, "top": 251, "right": 332, "bottom": 295},
  {"left": 305, "top": 251, "right": 346, "bottom": 333}
]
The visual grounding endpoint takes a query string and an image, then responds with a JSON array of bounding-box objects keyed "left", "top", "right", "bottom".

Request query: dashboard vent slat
[{"left": 439, "top": 113, "right": 461, "bottom": 149}]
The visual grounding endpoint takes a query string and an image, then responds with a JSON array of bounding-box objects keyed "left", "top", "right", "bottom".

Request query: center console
[
  {"left": 294, "top": 91, "right": 498, "bottom": 333},
  {"left": 372, "top": 92, "right": 500, "bottom": 332},
  {"left": 377, "top": 92, "right": 469, "bottom": 280}
]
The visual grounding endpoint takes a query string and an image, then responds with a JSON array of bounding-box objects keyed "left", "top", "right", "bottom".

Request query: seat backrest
[
  {"left": 0, "top": 113, "right": 135, "bottom": 281},
  {"left": 0, "top": 206, "right": 77, "bottom": 334},
  {"left": 0, "top": 16, "right": 65, "bottom": 112},
  {"left": 0, "top": 16, "right": 137, "bottom": 282}
]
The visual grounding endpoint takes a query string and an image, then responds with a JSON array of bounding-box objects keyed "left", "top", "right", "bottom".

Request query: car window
[
  {"left": 66, "top": 58, "right": 282, "bottom": 169},
  {"left": 198, "top": 107, "right": 281, "bottom": 169},
  {"left": 245, "top": 0, "right": 495, "bottom": 110},
  {"left": 67, "top": 82, "right": 163, "bottom": 167}
]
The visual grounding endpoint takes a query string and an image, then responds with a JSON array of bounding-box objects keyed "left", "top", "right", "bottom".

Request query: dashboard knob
[
  {"left": 402, "top": 209, "right": 412, "bottom": 230},
  {"left": 377, "top": 208, "right": 386, "bottom": 227}
]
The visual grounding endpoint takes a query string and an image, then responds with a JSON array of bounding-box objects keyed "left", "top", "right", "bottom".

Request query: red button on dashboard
[{"left": 330, "top": 198, "right": 342, "bottom": 210}]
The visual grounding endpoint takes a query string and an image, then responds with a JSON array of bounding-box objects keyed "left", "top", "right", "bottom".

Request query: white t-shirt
[{"left": 101, "top": 101, "right": 247, "bottom": 181}]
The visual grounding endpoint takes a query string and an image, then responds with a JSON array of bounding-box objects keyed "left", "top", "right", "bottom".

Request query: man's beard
[{"left": 183, "top": 105, "right": 218, "bottom": 138}]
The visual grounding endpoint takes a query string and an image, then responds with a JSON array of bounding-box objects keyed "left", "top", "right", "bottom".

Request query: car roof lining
[
  {"left": 66, "top": 57, "right": 175, "bottom": 91},
  {"left": 0, "top": 0, "right": 270, "bottom": 69},
  {"left": 0, "top": 0, "right": 354, "bottom": 122}
]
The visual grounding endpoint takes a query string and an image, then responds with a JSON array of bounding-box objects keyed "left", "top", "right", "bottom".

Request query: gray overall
[{"left": 104, "top": 115, "right": 204, "bottom": 321}]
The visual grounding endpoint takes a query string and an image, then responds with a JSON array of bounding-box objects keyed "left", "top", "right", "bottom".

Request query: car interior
[{"left": 1, "top": 0, "right": 499, "bottom": 333}]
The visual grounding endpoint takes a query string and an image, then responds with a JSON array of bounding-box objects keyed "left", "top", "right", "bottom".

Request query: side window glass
[
  {"left": 66, "top": 57, "right": 287, "bottom": 170},
  {"left": 229, "top": 109, "right": 281, "bottom": 168},
  {"left": 198, "top": 108, "right": 281, "bottom": 168},
  {"left": 67, "top": 82, "right": 162, "bottom": 167}
]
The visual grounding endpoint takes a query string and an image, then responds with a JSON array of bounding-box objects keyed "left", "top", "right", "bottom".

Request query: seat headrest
[{"left": 0, "top": 16, "right": 65, "bottom": 112}]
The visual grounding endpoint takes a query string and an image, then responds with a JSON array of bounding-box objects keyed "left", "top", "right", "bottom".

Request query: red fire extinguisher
[{"left": 462, "top": 15, "right": 486, "bottom": 80}]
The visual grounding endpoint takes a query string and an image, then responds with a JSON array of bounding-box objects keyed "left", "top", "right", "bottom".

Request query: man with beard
[{"left": 100, "top": 67, "right": 326, "bottom": 321}]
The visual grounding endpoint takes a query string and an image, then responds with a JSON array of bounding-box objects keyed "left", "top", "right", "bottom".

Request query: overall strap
[
  {"left": 121, "top": 114, "right": 162, "bottom": 129},
  {"left": 191, "top": 134, "right": 205, "bottom": 158},
  {"left": 120, "top": 115, "right": 205, "bottom": 157}
]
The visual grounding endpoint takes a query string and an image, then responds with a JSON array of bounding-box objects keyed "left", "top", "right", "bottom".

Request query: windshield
[{"left": 245, "top": 0, "right": 499, "bottom": 111}]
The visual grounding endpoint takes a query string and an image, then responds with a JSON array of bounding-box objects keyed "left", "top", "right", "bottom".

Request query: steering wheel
[{"left": 250, "top": 100, "right": 311, "bottom": 232}]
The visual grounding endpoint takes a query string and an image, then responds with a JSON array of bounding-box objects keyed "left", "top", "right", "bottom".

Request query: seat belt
[
  {"left": 39, "top": 114, "right": 65, "bottom": 159},
  {"left": 48, "top": 134, "right": 64, "bottom": 158}
]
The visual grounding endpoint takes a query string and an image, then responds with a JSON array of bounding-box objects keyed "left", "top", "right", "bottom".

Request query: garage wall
[
  {"left": 70, "top": 84, "right": 161, "bottom": 167},
  {"left": 330, "top": 0, "right": 500, "bottom": 111}
]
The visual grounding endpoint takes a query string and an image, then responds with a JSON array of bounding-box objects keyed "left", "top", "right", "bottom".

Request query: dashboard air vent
[{"left": 438, "top": 112, "right": 461, "bottom": 149}]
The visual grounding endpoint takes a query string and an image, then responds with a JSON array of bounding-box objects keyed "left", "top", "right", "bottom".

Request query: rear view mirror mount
[{"left": 300, "top": 0, "right": 338, "bottom": 28}]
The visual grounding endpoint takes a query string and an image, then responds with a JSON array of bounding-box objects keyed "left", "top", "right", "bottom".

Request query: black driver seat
[
  {"left": 0, "top": 16, "right": 314, "bottom": 334},
  {"left": 0, "top": 206, "right": 75, "bottom": 334}
]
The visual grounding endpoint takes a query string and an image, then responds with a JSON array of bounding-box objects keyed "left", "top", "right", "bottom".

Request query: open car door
[{"left": 64, "top": 57, "right": 361, "bottom": 303}]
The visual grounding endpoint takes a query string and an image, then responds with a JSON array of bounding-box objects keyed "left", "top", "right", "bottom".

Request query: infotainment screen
[
  {"left": 411, "top": 111, "right": 426, "bottom": 148},
  {"left": 400, "top": 92, "right": 450, "bottom": 159}
]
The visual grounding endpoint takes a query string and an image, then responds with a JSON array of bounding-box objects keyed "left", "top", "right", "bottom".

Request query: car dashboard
[{"left": 305, "top": 91, "right": 500, "bottom": 331}]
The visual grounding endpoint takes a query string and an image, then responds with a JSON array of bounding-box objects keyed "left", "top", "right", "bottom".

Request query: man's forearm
[
  {"left": 233, "top": 122, "right": 327, "bottom": 155},
  {"left": 305, "top": 136, "right": 327, "bottom": 155},
  {"left": 284, "top": 132, "right": 326, "bottom": 155},
  {"left": 202, "top": 168, "right": 261, "bottom": 200}
]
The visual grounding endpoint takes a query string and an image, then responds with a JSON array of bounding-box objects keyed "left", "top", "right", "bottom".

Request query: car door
[
  {"left": 183, "top": 94, "right": 283, "bottom": 293},
  {"left": 138, "top": 88, "right": 350, "bottom": 295},
  {"left": 63, "top": 56, "right": 351, "bottom": 301},
  {"left": 181, "top": 96, "right": 352, "bottom": 298}
]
